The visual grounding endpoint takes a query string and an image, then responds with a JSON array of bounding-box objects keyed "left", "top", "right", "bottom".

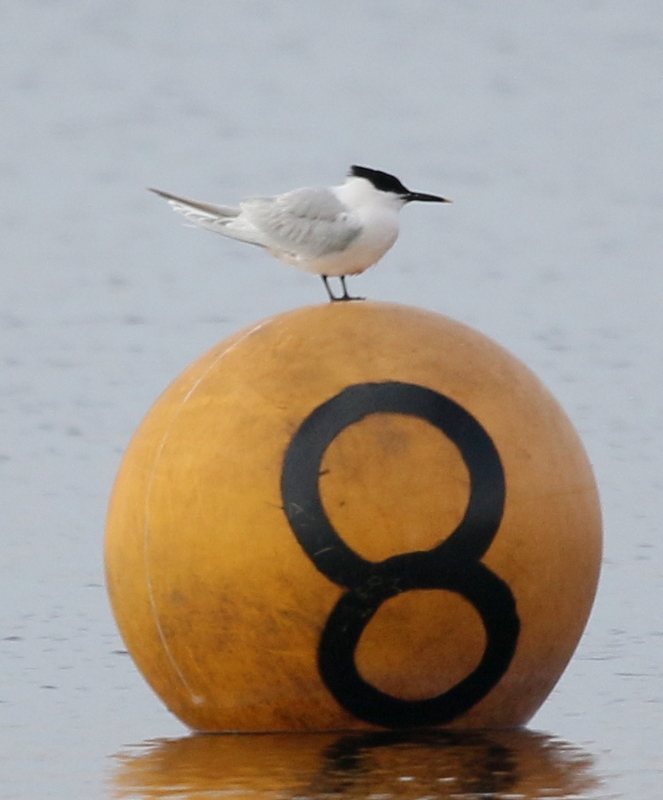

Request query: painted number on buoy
[{"left": 281, "top": 382, "right": 520, "bottom": 728}]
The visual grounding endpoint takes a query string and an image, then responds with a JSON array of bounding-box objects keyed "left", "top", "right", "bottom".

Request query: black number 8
[{"left": 281, "top": 382, "right": 520, "bottom": 728}]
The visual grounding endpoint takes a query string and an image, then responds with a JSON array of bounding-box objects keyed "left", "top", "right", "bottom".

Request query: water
[{"left": 1, "top": 1, "right": 661, "bottom": 797}]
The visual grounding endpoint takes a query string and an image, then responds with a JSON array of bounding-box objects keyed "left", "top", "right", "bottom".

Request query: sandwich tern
[{"left": 150, "top": 166, "right": 450, "bottom": 302}]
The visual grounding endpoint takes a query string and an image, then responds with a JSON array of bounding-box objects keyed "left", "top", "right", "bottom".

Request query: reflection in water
[{"left": 112, "top": 727, "right": 601, "bottom": 799}]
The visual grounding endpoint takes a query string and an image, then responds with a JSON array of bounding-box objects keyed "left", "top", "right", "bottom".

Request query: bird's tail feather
[
  {"left": 148, "top": 187, "right": 267, "bottom": 248},
  {"left": 149, "top": 188, "right": 240, "bottom": 218}
]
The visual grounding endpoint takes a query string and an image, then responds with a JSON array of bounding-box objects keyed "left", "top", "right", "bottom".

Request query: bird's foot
[{"left": 330, "top": 294, "right": 365, "bottom": 302}]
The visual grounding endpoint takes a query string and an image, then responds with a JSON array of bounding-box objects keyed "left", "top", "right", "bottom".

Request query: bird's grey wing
[{"left": 240, "top": 187, "right": 361, "bottom": 257}]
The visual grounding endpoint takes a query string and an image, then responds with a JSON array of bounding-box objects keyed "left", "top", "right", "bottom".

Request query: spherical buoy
[{"left": 105, "top": 302, "right": 601, "bottom": 731}]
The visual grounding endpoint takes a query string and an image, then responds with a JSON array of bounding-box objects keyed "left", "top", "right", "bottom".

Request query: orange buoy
[{"left": 105, "top": 302, "right": 601, "bottom": 731}]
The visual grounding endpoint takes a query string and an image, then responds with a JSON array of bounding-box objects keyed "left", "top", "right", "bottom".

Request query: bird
[{"left": 149, "top": 165, "right": 451, "bottom": 302}]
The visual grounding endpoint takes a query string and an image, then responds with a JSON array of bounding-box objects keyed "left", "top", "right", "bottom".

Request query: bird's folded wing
[{"left": 241, "top": 187, "right": 361, "bottom": 257}]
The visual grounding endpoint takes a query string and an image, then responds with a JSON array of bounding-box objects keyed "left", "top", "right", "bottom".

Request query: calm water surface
[{"left": 1, "top": 2, "right": 661, "bottom": 798}]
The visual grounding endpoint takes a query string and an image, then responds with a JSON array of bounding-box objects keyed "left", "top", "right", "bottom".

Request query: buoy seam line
[{"left": 142, "top": 316, "right": 274, "bottom": 706}]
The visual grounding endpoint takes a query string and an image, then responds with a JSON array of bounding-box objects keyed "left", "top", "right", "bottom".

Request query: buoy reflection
[{"left": 112, "top": 727, "right": 601, "bottom": 799}]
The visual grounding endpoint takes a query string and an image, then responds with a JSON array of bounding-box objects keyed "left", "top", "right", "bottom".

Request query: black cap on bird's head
[{"left": 350, "top": 165, "right": 451, "bottom": 203}]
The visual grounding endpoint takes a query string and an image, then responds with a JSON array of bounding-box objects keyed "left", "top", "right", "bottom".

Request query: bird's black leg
[
  {"left": 321, "top": 275, "right": 339, "bottom": 302},
  {"left": 321, "top": 274, "right": 365, "bottom": 302},
  {"left": 339, "top": 275, "right": 365, "bottom": 302}
]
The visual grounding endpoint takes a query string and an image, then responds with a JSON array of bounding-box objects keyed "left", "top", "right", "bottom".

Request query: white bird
[{"left": 149, "top": 166, "right": 451, "bottom": 302}]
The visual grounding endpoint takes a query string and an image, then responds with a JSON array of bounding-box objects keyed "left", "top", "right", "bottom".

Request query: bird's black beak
[{"left": 404, "top": 191, "right": 452, "bottom": 203}]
